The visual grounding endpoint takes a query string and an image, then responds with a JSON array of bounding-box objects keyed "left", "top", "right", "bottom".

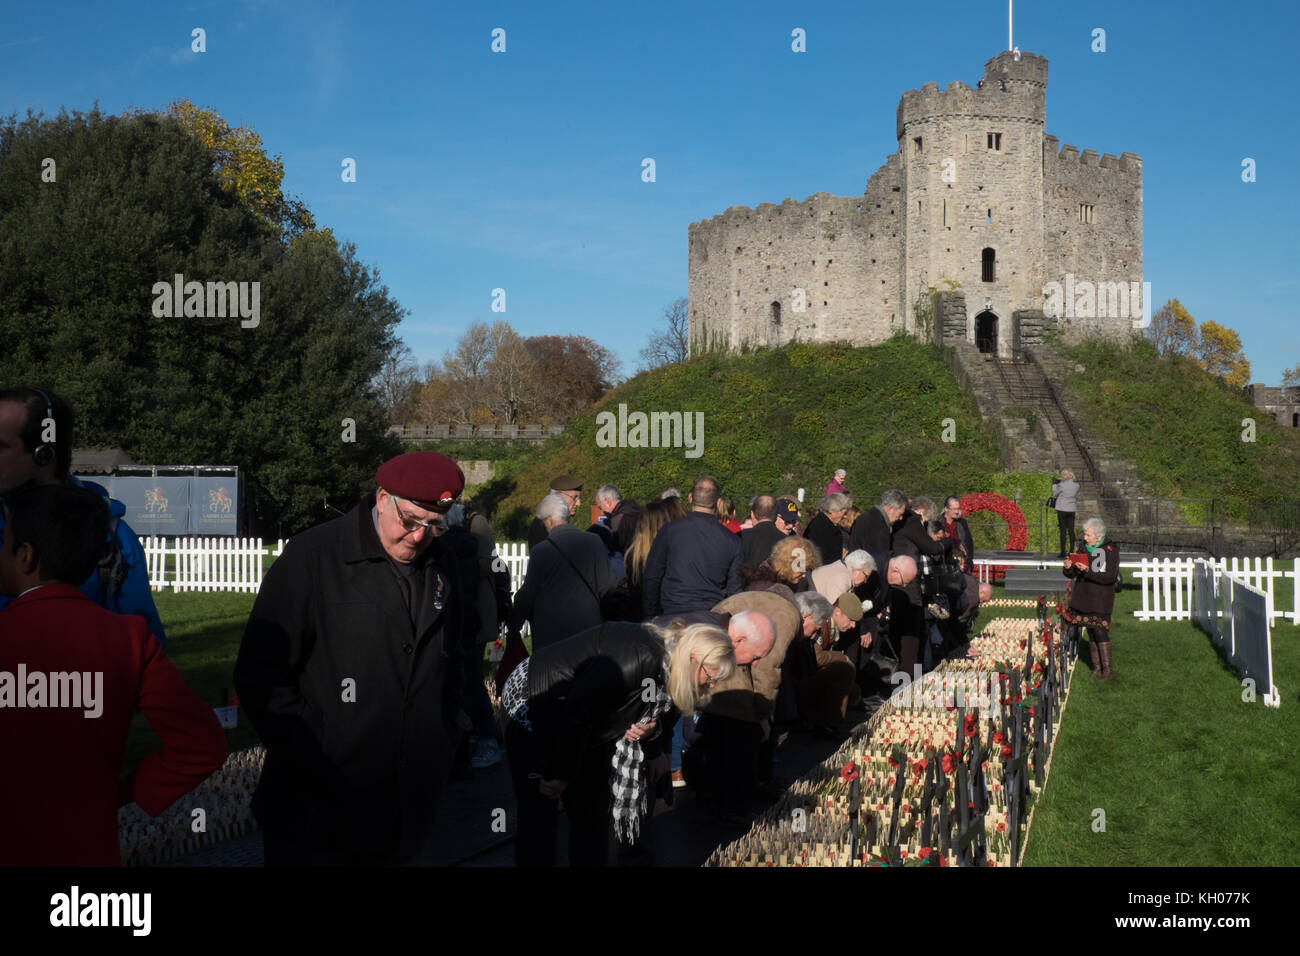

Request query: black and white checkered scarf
[
  {"left": 610, "top": 664, "right": 673, "bottom": 844},
  {"left": 501, "top": 658, "right": 532, "bottom": 730}
]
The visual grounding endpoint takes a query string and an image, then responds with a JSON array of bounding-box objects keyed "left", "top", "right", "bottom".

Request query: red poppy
[
  {"left": 841, "top": 761, "right": 859, "bottom": 782},
  {"left": 941, "top": 754, "right": 956, "bottom": 774},
  {"left": 900, "top": 850, "right": 908, "bottom": 859},
  {"left": 1001, "top": 744, "right": 1012, "bottom": 759},
  {"left": 918, "top": 847, "right": 932, "bottom": 860},
  {"left": 997, "top": 821, "right": 1006, "bottom": 833},
  {"left": 992, "top": 732, "right": 1004, "bottom": 745},
  {"left": 901, "top": 803, "right": 911, "bottom": 814}
]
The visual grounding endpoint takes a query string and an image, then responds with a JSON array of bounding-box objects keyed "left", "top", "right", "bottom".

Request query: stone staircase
[{"left": 946, "top": 342, "right": 1213, "bottom": 554}]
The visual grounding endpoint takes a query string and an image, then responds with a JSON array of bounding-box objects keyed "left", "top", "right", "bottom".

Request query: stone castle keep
[{"left": 688, "top": 51, "right": 1143, "bottom": 356}]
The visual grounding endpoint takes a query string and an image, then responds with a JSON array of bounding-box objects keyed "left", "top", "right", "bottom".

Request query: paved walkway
[{"left": 161, "top": 716, "right": 862, "bottom": 867}]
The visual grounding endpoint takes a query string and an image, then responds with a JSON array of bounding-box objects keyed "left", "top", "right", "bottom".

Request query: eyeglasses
[
  {"left": 390, "top": 495, "right": 447, "bottom": 535},
  {"left": 698, "top": 662, "right": 721, "bottom": 686}
]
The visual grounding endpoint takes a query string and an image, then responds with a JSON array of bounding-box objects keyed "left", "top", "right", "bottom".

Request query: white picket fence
[
  {"left": 143, "top": 537, "right": 523, "bottom": 594},
  {"left": 1132, "top": 556, "right": 1299, "bottom": 625},
  {"left": 495, "top": 541, "right": 530, "bottom": 595},
  {"left": 1191, "top": 559, "right": 1280, "bottom": 706},
  {"left": 142, "top": 537, "right": 287, "bottom": 592}
]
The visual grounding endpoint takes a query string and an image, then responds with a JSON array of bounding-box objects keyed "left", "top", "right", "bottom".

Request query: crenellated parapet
[{"left": 897, "top": 52, "right": 1047, "bottom": 140}]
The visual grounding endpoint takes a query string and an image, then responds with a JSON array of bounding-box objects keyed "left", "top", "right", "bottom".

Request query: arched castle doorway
[{"left": 975, "top": 311, "right": 998, "bottom": 354}]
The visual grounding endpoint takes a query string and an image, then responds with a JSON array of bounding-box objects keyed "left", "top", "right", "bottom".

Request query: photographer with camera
[
  {"left": 889, "top": 497, "right": 954, "bottom": 678},
  {"left": 920, "top": 518, "right": 975, "bottom": 665}
]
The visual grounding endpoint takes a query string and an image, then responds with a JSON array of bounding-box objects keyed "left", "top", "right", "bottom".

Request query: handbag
[
  {"left": 1047, "top": 496, "right": 1057, "bottom": 509},
  {"left": 493, "top": 626, "right": 529, "bottom": 695}
]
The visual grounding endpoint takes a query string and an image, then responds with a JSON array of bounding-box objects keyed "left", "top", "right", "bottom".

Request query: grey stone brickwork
[
  {"left": 689, "top": 51, "right": 1143, "bottom": 356},
  {"left": 1246, "top": 384, "right": 1300, "bottom": 428}
]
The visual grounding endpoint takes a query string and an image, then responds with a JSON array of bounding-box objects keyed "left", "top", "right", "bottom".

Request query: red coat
[{"left": 0, "top": 583, "right": 227, "bottom": 865}]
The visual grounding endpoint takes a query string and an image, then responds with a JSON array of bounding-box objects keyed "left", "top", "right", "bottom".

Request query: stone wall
[
  {"left": 1246, "top": 384, "right": 1300, "bottom": 427},
  {"left": 688, "top": 49, "right": 1142, "bottom": 356},
  {"left": 1042, "top": 137, "right": 1143, "bottom": 343}
]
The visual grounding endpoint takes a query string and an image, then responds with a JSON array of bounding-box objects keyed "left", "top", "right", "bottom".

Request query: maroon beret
[{"left": 375, "top": 452, "right": 464, "bottom": 510}]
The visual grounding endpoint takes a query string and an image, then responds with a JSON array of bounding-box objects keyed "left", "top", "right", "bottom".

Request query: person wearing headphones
[{"left": 0, "top": 386, "right": 167, "bottom": 645}]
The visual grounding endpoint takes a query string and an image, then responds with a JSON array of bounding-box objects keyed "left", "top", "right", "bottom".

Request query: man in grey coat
[{"left": 510, "top": 493, "right": 615, "bottom": 650}]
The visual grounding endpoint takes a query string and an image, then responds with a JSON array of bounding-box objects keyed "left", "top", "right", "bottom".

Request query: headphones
[{"left": 30, "top": 387, "right": 56, "bottom": 468}]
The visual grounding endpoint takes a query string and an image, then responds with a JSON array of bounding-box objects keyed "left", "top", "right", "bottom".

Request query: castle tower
[
  {"left": 896, "top": 51, "right": 1048, "bottom": 355},
  {"left": 686, "top": 51, "right": 1142, "bottom": 355}
]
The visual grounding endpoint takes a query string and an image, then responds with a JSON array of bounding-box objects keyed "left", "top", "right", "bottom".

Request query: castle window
[
  {"left": 771, "top": 301, "right": 781, "bottom": 327},
  {"left": 827, "top": 259, "right": 832, "bottom": 265},
  {"left": 987, "top": 208, "right": 992, "bottom": 224},
  {"left": 943, "top": 199, "right": 947, "bottom": 227},
  {"left": 987, "top": 133, "right": 1002, "bottom": 150},
  {"left": 913, "top": 136, "right": 923, "bottom": 153},
  {"left": 1079, "top": 203, "right": 1095, "bottom": 224},
  {"left": 982, "top": 247, "right": 996, "bottom": 282}
]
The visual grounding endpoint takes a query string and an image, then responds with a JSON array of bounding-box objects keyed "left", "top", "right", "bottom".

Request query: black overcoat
[{"left": 234, "top": 496, "right": 466, "bottom": 861}]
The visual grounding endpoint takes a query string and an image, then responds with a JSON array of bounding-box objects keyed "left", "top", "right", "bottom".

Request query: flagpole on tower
[{"left": 1009, "top": 0, "right": 1013, "bottom": 52}]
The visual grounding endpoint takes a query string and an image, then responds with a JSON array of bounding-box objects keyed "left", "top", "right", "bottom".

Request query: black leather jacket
[{"left": 525, "top": 622, "right": 670, "bottom": 780}]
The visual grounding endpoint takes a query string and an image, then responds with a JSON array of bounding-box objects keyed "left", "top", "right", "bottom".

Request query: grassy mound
[
  {"left": 1061, "top": 339, "right": 1300, "bottom": 523},
  {"left": 472, "top": 336, "right": 1012, "bottom": 539}
]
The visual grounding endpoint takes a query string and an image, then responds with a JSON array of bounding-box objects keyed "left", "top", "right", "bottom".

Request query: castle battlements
[
  {"left": 688, "top": 50, "right": 1142, "bottom": 357},
  {"left": 690, "top": 192, "right": 853, "bottom": 233},
  {"left": 1044, "top": 135, "right": 1142, "bottom": 176}
]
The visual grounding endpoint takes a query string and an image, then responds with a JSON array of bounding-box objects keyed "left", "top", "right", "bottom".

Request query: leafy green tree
[{"left": 0, "top": 106, "right": 400, "bottom": 534}]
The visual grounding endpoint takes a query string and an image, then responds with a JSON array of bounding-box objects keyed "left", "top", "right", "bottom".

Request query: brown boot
[
  {"left": 1088, "top": 639, "right": 1103, "bottom": 677},
  {"left": 1097, "top": 642, "right": 1115, "bottom": 681}
]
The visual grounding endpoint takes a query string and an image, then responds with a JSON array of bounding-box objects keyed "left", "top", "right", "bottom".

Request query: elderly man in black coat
[
  {"left": 510, "top": 493, "right": 615, "bottom": 651},
  {"left": 235, "top": 452, "right": 471, "bottom": 866},
  {"left": 848, "top": 489, "right": 907, "bottom": 555}
]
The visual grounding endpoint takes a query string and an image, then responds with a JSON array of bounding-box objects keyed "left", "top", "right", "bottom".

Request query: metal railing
[{"left": 1022, "top": 349, "right": 1098, "bottom": 484}]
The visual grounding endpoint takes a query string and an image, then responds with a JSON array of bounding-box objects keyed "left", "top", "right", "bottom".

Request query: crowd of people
[
  {"left": 497, "top": 469, "right": 1003, "bottom": 858},
  {"left": 0, "top": 395, "right": 1123, "bottom": 867}
]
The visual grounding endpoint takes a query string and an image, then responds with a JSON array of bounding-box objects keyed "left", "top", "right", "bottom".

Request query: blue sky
[{"left": 3, "top": 0, "right": 1298, "bottom": 383}]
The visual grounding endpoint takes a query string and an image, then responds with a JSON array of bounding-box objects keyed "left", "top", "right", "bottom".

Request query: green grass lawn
[
  {"left": 132, "top": 582, "right": 1300, "bottom": 865},
  {"left": 123, "top": 590, "right": 258, "bottom": 768},
  {"left": 1021, "top": 585, "right": 1300, "bottom": 866}
]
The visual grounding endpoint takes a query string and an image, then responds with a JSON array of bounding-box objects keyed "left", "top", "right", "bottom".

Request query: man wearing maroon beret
[{"left": 235, "top": 451, "right": 471, "bottom": 865}]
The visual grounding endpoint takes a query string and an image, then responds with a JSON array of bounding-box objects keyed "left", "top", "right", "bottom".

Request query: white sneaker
[{"left": 471, "top": 738, "right": 502, "bottom": 768}]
